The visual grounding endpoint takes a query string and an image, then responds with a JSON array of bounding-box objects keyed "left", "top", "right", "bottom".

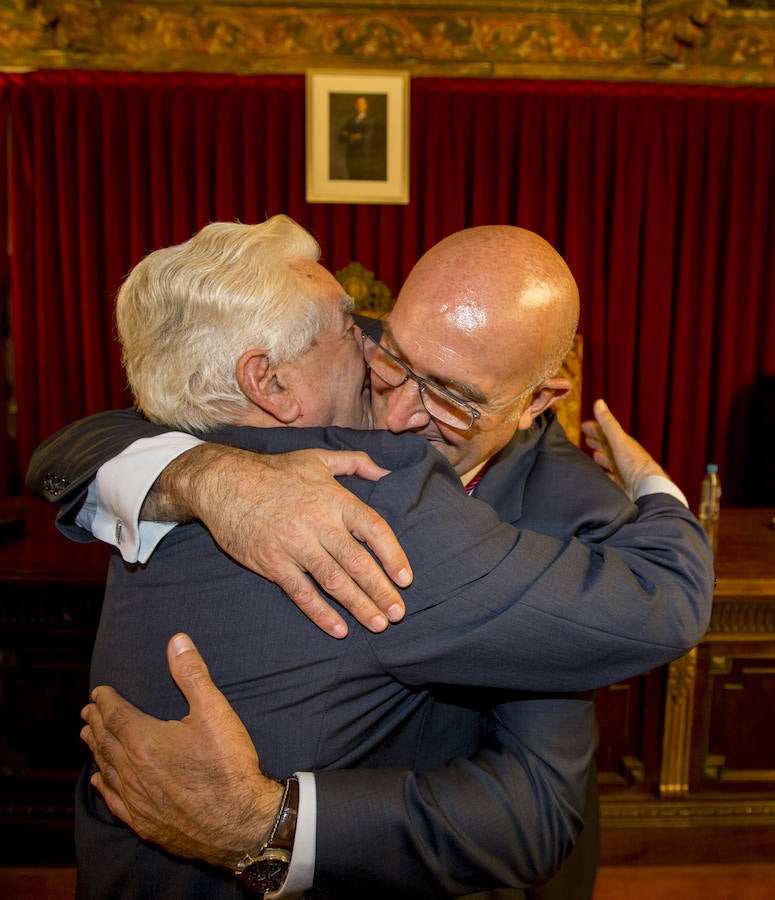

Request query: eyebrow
[{"left": 381, "top": 319, "right": 488, "bottom": 405}]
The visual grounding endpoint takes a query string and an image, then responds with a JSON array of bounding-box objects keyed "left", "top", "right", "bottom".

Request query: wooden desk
[
  {"left": 599, "top": 508, "right": 775, "bottom": 865},
  {"left": 710, "top": 507, "right": 775, "bottom": 636},
  {"left": 0, "top": 495, "right": 109, "bottom": 865}
]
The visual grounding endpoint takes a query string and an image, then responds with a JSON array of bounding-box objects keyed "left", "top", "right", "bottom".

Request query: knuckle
[
  {"left": 339, "top": 546, "right": 374, "bottom": 578},
  {"left": 364, "top": 514, "right": 393, "bottom": 539},
  {"left": 99, "top": 762, "right": 118, "bottom": 791},
  {"left": 318, "top": 565, "right": 350, "bottom": 595},
  {"left": 176, "top": 657, "right": 210, "bottom": 689},
  {"left": 277, "top": 571, "right": 314, "bottom": 606}
]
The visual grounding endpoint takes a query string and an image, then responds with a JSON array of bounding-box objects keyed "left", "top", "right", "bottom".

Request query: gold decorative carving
[
  {"left": 0, "top": 1, "right": 772, "bottom": 84},
  {"left": 707, "top": 600, "right": 775, "bottom": 638},
  {"left": 335, "top": 261, "right": 395, "bottom": 319},
  {"left": 703, "top": 751, "right": 726, "bottom": 779},
  {"left": 659, "top": 647, "right": 697, "bottom": 798},
  {"left": 554, "top": 333, "right": 583, "bottom": 448},
  {"left": 619, "top": 754, "right": 646, "bottom": 782},
  {"left": 601, "top": 796, "right": 775, "bottom": 827},
  {"left": 704, "top": 752, "right": 775, "bottom": 783},
  {"left": 645, "top": 0, "right": 727, "bottom": 63},
  {"left": 710, "top": 653, "right": 732, "bottom": 674}
]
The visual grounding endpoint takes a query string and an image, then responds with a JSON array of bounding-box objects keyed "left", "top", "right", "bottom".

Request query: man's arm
[
  {"left": 25, "top": 408, "right": 172, "bottom": 526},
  {"left": 79, "top": 404, "right": 711, "bottom": 894},
  {"left": 26, "top": 409, "right": 413, "bottom": 638},
  {"left": 314, "top": 693, "right": 593, "bottom": 896},
  {"left": 83, "top": 635, "right": 594, "bottom": 897}
]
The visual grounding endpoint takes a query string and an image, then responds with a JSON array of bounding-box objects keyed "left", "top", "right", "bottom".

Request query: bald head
[
  {"left": 395, "top": 225, "right": 579, "bottom": 394},
  {"left": 373, "top": 225, "right": 580, "bottom": 476}
]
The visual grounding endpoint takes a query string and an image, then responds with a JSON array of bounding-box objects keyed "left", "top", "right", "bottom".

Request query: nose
[{"left": 382, "top": 380, "right": 432, "bottom": 433}]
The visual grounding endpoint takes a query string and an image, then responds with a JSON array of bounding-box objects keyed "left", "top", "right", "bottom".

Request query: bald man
[{"left": 28, "top": 224, "right": 711, "bottom": 898}]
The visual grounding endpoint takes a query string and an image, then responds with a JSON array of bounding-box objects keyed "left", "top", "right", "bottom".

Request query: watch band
[
  {"left": 269, "top": 775, "right": 299, "bottom": 855},
  {"left": 235, "top": 776, "right": 299, "bottom": 895}
]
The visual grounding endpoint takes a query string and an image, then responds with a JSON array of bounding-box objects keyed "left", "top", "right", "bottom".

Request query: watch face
[{"left": 238, "top": 849, "right": 291, "bottom": 894}]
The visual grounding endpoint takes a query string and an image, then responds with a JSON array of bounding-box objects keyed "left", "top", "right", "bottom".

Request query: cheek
[{"left": 371, "top": 387, "right": 389, "bottom": 427}]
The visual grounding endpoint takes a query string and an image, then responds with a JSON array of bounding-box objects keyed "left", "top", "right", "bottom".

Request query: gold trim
[
  {"left": 620, "top": 754, "right": 646, "bottom": 783},
  {"left": 335, "top": 261, "right": 395, "bottom": 318},
  {"left": 0, "top": 1, "right": 773, "bottom": 84},
  {"left": 601, "top": 797, "right": 775, "bottom": 828},
  {"left": 707, "top": 600, "right": 775, "bottom": 638},
  {"left": 554, "top": 334, "right": 583, "bottom": 448},
  {"left": 659, "top": 647, "right": 697, "bottom": 798}
]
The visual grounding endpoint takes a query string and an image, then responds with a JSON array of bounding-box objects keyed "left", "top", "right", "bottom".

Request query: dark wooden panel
[
  {"left": 595, "top": 669, "right": 665, "bottom": 793},
  {"left": 0, "top": 495, "right": 108, "bottom": 865},
  {"left": 689, "top": 641, "right": 775, "bottom": 792}
]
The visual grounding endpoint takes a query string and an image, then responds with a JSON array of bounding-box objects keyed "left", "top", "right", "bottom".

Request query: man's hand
[
  {"left": 81, "top": 633, "right": 282, "bottom": 869},
  {"left": 581, "top": 399, "right": 670, "bottom": 498},
  {"left": 144, "top": 444, "right": 413, "bottom": 638}
]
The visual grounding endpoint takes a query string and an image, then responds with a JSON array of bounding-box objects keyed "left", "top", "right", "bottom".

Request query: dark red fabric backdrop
[
  {"left": 4, "top": 70, "right": 775, "bottom": 508},
  {"left": 0, "top": 80, "right": 10, "bottom": 492}
]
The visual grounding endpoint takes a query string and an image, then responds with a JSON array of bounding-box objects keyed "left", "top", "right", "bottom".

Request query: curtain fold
[
  {"left": 0, "top": 76, "right": 12, "bottom": 491},
  {"left": 7, "top": 70, "right": 775, "bottom": 506}
]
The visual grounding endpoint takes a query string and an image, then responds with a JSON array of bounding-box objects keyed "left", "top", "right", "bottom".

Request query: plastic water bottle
[{"left": 698, "top": 463, "right": 721, "bottom": 554}]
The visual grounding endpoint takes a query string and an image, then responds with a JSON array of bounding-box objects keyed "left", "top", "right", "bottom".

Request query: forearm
[
  {"left": 140, "top": 442, "right": 286, "bottom": 525},
  {"left": 26, "top": 408, "right": 170, "bottom": 507},
  {"left": 26, "top": 408, "right": 182, "bottom": 554},
  {"left": 363, "top": 491, "right": 713, "bottom": 694}
]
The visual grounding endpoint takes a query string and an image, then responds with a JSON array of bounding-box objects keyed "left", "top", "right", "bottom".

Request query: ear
[
  {"left": 236, "top": 349, "right": 301, "bottom": 424},
  {"left": 516, "top": 378, "right": 572, "bottom": 431}
]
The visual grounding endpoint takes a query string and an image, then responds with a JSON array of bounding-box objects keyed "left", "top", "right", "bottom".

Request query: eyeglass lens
[{"left": 362, "top": 334, "right": 477, "bottom": 430}]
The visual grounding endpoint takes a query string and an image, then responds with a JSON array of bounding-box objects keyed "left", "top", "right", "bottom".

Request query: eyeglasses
[{"left": 361, "top": 331, "right": 482, "bottom": 431}]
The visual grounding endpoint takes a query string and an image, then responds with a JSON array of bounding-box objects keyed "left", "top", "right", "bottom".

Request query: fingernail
[
  {"left": 396, "top": 567, "right": 412, "bottom": 586},
  {"left": 387, "top": 603, "right": 405, "bottom": 622},
  {"left": 331, "top": 622, "right": 348, "bottom": 639},
  {"left": 170, "top": 633, "right": 194, "bottom": 656},
  {"left": 369, "top": 614, "right": 389, "bottom": 632}
]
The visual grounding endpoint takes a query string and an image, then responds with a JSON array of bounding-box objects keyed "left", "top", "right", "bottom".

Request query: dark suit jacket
[{"left": 29, "top": 417, "right": 713, "bottom": 899}]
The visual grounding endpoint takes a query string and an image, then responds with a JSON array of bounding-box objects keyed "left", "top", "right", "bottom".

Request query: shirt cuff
[
  {"left": 632, "top": 474, "right": 688, "bottom": 508},
  {"left": 82, "top": 433, "right": 204, "bottom": 563},
  {"left": 272, "top": 771, "right": 316, "bottom": 898}
]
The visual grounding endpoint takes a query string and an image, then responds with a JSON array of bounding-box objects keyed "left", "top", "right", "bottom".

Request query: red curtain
[
  {"left": 7, "top": 70, "right": 775, "bottom": 507},
  {"left": 0, "top": 76, "right": 13, "bottom": 492}
]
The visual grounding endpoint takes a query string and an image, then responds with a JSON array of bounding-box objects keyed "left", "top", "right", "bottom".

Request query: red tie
[{"left": 465, "top": 459, "right": 492, "bottom": 496}]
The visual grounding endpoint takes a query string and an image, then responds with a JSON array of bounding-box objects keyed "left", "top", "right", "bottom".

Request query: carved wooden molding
[
  {"left": 601, "top": 796, "right": 775, "bottom": 827},
  {"left": 335, "top": 261, "right": 395, "bottom": 319},
  {"left": 706, "top": 600, "right": 775, "bottom": 638},
  {"left": 659, "top": 647, "right": 697, "bottom": 798},
  {"left": 0, "top": 1, "right": 772, "bottom": 84},
  {"left": 619, "top": 754, "right": 646, "bottom": 783},
  {"left": 554, "top": 334, "right": 583, "bottom": 448}
]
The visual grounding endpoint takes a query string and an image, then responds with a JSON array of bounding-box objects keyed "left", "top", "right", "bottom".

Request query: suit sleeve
[
  {"left": 310, "top": 459, "right": 712, "bottom": 895},
  {"left": 314, "top": 693, "right": 594, "bottom": 897},
  {"left": 359, "top": 467, "right": 713, "bottom": 693},
  {"left": 25, "top": 408, "right": 173, "bottom": 531}
]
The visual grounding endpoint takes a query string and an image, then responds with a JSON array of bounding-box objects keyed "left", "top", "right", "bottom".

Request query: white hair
[{"left": 116, "top": 216, "right": 326, "bottom": 431}]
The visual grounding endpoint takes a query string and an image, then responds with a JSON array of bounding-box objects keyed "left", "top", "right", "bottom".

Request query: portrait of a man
[{"left": 329, "top": 92, "right": 387, "bottom": 181}]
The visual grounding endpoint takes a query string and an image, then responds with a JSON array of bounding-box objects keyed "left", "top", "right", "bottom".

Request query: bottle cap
[{"left": 706, "top": 463, "right": 718, "bottom": 474}]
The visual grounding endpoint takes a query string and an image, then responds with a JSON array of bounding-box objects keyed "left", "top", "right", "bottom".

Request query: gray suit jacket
[{"left": 29, "top": 416, "right": 712, "bottom": 898}]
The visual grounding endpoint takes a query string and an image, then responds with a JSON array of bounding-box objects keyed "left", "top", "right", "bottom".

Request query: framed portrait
[{"left": 306, "top": 69, "right": 410, "bottom": 205}]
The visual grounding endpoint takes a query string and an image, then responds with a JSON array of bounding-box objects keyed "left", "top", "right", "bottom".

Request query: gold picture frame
[{"left": 306, "top": 69, "right": 410, "bottom": 205}]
